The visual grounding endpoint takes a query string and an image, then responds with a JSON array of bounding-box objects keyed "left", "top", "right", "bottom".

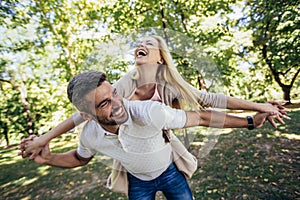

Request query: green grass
[{"left": 1, "top": 107, "right": 299, "bottom": 199}]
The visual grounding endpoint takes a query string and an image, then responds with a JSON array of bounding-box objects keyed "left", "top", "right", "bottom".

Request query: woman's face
[{"left": 134, "top": 37, "right": 163, "bottom": 66}]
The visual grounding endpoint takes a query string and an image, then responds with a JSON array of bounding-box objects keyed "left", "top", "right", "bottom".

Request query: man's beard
[{"left": 96, "top": 117, "right": 118, "bottom": 126}]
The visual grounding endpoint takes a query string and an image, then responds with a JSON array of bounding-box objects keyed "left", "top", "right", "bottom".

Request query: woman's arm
[
  {"left": 21, "top": 113, "right": 85, "bottom": 159},
  {"left": 226, "top": 96, "right": 289, "bottom": 114},
  {"left": 188, "top": 84, "right": 289, "bottom": 114}
]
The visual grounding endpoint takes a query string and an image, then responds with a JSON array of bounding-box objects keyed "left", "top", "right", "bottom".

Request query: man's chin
[{"left": 113, "top": 117, "right": 128, "bottom": 125}]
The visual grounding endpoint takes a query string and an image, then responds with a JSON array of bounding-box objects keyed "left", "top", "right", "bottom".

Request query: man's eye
[
  {"left": 99, "top": 100, "right": 110, "bottom": 108},
  {"left": 113, "top": 89, "right": 117, "bottom": 96}
]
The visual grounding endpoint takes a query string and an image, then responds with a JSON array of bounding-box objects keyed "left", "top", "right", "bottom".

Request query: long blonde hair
[{"left": 133, "top": 35, "right": 203, "bottom": 109}]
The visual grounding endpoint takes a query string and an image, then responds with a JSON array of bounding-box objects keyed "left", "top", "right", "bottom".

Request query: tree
[{"left": 242, "top": 0, "right": 300, "bottom": 103}]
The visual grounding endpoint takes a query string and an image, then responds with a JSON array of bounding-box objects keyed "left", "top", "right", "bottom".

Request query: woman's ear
[
  {"left": 80, "top": 112, "right": 93, "bottom": 121},
  {"left": 157, "top": 59, "right": 163, "bottom": 64}
]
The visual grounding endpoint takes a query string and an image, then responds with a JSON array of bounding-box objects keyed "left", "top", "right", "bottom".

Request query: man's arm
[
  {"left": 184, "top": 110, "right": 277, "bottom": 129},
  {"left": 34, "top": 144, "right": 92, "bottom": 168}
]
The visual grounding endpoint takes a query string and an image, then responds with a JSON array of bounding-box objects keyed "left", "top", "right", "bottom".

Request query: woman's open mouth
[{"left": 136, "top": 49, "right": 148, "bottom": 57}]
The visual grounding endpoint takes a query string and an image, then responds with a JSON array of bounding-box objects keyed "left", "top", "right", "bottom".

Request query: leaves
[{"left": 0, "top": 0, "right": 299, "bottom": 146}]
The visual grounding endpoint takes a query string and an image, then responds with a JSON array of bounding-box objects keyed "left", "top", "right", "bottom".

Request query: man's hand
[
  {"left": 34, "top": 143, "right": 52, "bottom": 164},
  {"left": 257, "top": 101, "right": 291, "bottom": 127},
  {"left": 253, "top": 111, "right": 286, "bottom": 129}
]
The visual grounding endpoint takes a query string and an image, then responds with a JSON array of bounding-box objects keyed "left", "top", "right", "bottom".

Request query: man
[{"left": 27, "top": 71, "right": 280, "bottom": 200}]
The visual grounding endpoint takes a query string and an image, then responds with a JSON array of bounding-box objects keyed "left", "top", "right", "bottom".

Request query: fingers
[
  {"left": 18, "top": 149, "right": 32, "bottom": 158},
  {"left": 266, "top": 111, "right": 290, "bottom": 128},
  {"left": 29, "top": 152, "right": 38, "bottom": 160},
  {"left": 28, "top": 147, "right": 44, "bottom": 160},
  {"left": 267, "top": 100, "right": 291, "bottom": 114},
  {"left": 281, "top": 115, "right": 291, "bottom": 120},
  {"left": 267, "top": 116, "right": 278, "bottom": 128},
  {"left": 18, "top": 135, "right": 37, "bottom": 158},
  {"left": 267, "top": 100, "right": 289, "bottom": 105}
]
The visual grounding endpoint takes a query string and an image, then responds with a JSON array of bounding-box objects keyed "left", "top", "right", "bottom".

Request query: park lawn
[{"left": 0, "top": 106, "right": 299, "bottom": 200}]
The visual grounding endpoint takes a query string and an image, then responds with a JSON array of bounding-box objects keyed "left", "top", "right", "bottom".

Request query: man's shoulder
[
  {"left": 125, "top": 100, "right": 158, "bottom": 125},
  {"left": 125, "top": 100, "right": 173, "bottom": 126},
  {"left": 81, "top": 120, "right": 104, "bottom": 138}
]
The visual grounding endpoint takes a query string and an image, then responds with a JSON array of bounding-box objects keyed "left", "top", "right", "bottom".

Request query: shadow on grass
[
  {"left": 190, "top": 107, "right": 300, "bottom": 199},
  {"left": 0, "top": 141, "right": 126, "bottom": 200},
  {"left": 1, "top": 108, "right": 299, "bottom": 199}
]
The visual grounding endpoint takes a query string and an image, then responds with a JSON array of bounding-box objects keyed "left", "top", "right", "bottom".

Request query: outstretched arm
[
  {"left": 33, "top": 143, "right": 92, "bottom": 168},
  {"left": 195, "top": 89, "right": 290, "bottom": 125},
  {"left": 225, "top": 97, "right": 290, "bottom": 126},
  {"left": 226, "top": 96, "right": 289, "bottom": 115},
  {"left": 184, "top": 110, "right": 281, "bottom": 129},
  {"left": 20, "top": 113, "right": 85, "bottom": 159}
]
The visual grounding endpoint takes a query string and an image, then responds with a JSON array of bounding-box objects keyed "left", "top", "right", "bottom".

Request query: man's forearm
[
  {"left": 42, "top": 150, "right": 89, "bottom": 168},
  {"left": 185, "top": 110, "right": 248, "bottom": 128}
]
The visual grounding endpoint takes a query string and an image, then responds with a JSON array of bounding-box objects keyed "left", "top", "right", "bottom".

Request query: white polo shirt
[{"left": 77, "top": 99, "right": 187, "bottom": 180}]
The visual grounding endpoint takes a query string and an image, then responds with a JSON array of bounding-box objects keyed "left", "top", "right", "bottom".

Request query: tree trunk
[
  {"left": 19, "top": 83, "right": 34, "bottom": 135},
  {"left": 0, "top": 79, "right": 34, "bottom": 136},
  {"left": 3, "top": 123, "right": 9, "bottom": 147},
  {"left": 282, "top": 85, "right": 291, "bottom": 104},
  {"left": 197, "top": 71, "right": 208, "bottom": 91}
]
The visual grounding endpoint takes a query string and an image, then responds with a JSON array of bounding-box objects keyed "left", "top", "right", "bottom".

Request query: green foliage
[
  {"left": 0, "top": 85, "right": 27, "bottom": 144},
  {"left": 0, "top": 0, "right": 299, "bottom": 145},
  {"left": 240, "top": 0, "right": 300, "bottom": 101}
]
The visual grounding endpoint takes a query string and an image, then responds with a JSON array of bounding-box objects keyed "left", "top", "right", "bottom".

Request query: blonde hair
[{"left": 133, "top": 35, "right": 203, "bottom": 109}]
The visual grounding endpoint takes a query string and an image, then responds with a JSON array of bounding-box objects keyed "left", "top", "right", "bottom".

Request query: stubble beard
[{"left": 96, "top": 117, "right": 118, "bottom": 126}]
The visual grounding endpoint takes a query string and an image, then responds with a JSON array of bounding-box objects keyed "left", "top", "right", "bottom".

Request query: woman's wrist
[{"left": 36, "top": 134, "right": 50, "bottom": 147}]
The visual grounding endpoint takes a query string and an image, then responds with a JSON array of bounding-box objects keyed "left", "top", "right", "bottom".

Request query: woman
[{"left": 20, "top": 35, "right": 288, "bottom": 194}]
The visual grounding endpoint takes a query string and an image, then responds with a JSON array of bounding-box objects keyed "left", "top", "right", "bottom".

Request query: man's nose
[{"left": 111, "top": 96, "right": 120, "bottom": 107}]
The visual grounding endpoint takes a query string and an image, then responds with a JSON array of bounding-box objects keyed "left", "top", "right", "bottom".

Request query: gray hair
[{"left": 67, "top": 70, "right": 107, "bottom": 112}]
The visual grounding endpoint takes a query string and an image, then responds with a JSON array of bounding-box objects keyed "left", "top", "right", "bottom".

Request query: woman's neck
[{"left": 137, "top": 64, "right": 159, "bottom": 86}]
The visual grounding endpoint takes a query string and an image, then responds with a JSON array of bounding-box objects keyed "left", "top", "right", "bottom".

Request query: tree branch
[
  {"left": 0, "top": 78, "right": 19, "bottom": 90},
  {"left": 289, "top": 67, "right": 300, "bottom": 87},
  {"left": 159, "top": 2, "right": 169, "bottom": 45}
]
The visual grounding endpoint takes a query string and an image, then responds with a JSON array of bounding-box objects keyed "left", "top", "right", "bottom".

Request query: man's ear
[{"left": 80, "top": 112, "right": 94, "bottom": 121}]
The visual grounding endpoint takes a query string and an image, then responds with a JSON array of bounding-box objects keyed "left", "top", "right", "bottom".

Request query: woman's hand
[{"left": 19, "top": 135, "right": 45, "bottom": 160}]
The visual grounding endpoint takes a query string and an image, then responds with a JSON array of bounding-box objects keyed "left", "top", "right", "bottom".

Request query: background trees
[
  {"left": 242, "top": 0, "right": 300, "bottom": 103},
  {"left": 0, "top": 0, "right": 299, "bottom": 146}
]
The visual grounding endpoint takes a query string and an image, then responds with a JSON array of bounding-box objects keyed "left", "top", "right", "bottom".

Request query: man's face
[{"left": 84, "top": 81, "right": 128, "bottom": 126}]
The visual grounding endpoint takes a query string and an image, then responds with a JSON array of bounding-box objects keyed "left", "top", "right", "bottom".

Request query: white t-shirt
[{"left": 77, "top": 99, "right": 187, "bottom": 180}]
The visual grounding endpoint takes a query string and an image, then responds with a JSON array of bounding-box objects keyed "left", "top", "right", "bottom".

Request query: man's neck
[{"left": 101, "top": 124, "right": 120, "bottom": 135}]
